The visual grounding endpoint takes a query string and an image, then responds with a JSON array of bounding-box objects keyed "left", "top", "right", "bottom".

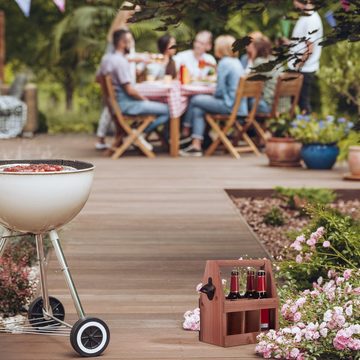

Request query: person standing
[
  {"left": 173, "top": 31, "right": 216, "bottom": 79},
  {"left": 289, "top": 0, "right": 323, "bottom": 114}
]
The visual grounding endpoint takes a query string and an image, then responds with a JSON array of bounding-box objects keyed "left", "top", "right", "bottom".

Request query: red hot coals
[{"left": 3, "top": 164, "right": 65, "bottom": 172}]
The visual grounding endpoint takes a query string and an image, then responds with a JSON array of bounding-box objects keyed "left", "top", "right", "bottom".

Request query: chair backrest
[
  {"left": 230, "top": 76, "right": 264, "bottom": 127},
  {"left": 98, "top": 74, "right": 125, "bottom": 124},
  {"left": 270, "top": 72, "right": 304, "bottom": 118}
]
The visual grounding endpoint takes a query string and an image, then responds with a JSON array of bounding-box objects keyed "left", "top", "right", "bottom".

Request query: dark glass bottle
[
  {"left": 226, "top": 269, "right": 242, "bottom": 300},
  {"left": 244, "top": 269, "right": 256, "bottom": 298},
  {"left": 255, "top": 270, "right": 270, "bottom": 330}
]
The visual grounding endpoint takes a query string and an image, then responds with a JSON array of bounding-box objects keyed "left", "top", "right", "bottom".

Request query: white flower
[
  {"left": 290, "top": 348, "right": 300, "bottom": 358},
  {"left": 333, "top": 306, "right": 343, "bottom": 315},
  {"left": 345, "top": 305, "right": 353, "bottom": 317},
  {"left": 320, "top": 327, "right": 328, "bottom": 338},
  {"left": 324, "top": 310, "right": 332, "bottom": 322}
]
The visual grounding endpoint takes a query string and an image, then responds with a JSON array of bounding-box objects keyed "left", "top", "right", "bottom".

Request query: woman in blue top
[{"left": 180, "top": 35, "right": 247, "bottom": 157}]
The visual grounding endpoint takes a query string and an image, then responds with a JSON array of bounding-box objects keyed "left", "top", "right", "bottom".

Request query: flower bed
[
  {"left": 230, "top": 189, "right": 359, "bottom": 258},
  {"left": 183, "top": 188, "right": 360, "bottom": 359}
]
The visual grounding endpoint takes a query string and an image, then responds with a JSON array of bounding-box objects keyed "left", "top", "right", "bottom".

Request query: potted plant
[
  {"left": 265, "top": 115, "right": 302, "bottom": 167},
  {"left": 338, "top": 130, "right": 360, "bottom": 180},
  {"left": 290, "top": 115, "right": 353, "bottom": 170}
]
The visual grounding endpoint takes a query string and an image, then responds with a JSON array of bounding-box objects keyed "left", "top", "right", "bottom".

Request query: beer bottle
[
  {"left": 244, "top": 269, "right": 256, "bottom": 298},
  {"left": 226, "top": 268, "right": 242, "bottom": 300},
  {"left": 255, "top": 270, "right": 270, "bottom": 330}
]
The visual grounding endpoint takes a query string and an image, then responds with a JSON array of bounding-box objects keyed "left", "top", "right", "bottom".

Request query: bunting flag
[
  {"left": 14, "top": 0, "right": 31, "bottom": 17},
  {"left": 53, "top": 0, "right": 66, "bottom": 13}
]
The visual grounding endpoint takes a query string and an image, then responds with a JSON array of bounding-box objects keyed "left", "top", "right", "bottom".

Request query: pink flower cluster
[
  {"left": 290, "top": 227, "right": 330, "bottom": 263},
  {"left": 290, "top": 227, "right": 326, "bottom": 264},
  {"left": 183, "top": 308, "right": 200, "bottom": 331},
  {"left": 256, "top": 270, "right": 360, "bottom": 359},
  {"left": 333, "top": 325, "right": 360, "bottom": 351}
]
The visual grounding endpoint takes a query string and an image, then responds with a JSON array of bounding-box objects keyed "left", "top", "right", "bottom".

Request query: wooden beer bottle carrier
[{"left": 199, "top": 259, "right": 279, "bottom": 347}]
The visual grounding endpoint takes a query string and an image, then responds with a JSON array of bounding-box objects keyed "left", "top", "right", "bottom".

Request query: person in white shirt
[
  {"left": 288, "top": 0, "right": 323, "bottom": 114},
  {"left": 173, "top": 31, "right": 216, "bottom": 79}
]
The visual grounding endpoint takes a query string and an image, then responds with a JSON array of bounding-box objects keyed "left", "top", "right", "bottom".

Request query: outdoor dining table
[{"left": 135, "top": 80, "right": 215, "bottom": 156}]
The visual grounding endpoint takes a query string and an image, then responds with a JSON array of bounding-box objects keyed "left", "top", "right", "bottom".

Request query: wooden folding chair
[
  {"left": 255, "top": 72, "right": 304, "bottom": 141},
  {"left": 205, "top": 77, "right": 264, "bottom": 159},
  {"left": 99, "top": 74, "right": 156, "bottom": 159}
]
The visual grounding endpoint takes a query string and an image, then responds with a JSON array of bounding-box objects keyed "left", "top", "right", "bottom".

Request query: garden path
[{"left": 0, "top": 135, "right": 356, "bottom": 360}]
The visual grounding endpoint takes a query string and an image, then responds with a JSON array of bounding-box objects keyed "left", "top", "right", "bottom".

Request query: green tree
[{"left": 319, "top": 41, "right": 360, "bottom": 118}]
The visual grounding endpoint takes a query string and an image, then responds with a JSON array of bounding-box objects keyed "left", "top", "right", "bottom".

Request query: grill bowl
[{"left": 0, "top": 160, "right": 94, "bottom": 234}]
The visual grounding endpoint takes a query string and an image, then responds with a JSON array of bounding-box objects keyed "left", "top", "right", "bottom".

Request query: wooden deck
[{"left": 0, "top": 135, "right": 357, "bottom": 360}]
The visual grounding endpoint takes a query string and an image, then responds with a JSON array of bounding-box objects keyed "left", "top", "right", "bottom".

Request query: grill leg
[
  {"left": 49, "top": 230, "right": 86, "bottom": 319},
  {"left": 35, "top": 234, "right": 51, "bottom": 314},
  {"left": 0, "top": 228, "right": 12, "bottom": 258}
]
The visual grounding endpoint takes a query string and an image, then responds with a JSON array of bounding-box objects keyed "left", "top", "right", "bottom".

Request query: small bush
[
  {"left": 3, "top": 236, "right": 37, "bottom": 267},
  {"left": 263, "top": 207, "right": 285, "bottom": 226},
  {"left": 0, "top": 257, "right": 34, "bottom": 316},
  {"left": 278, "top": 206, "right": 360, "bottom": 290},
  {"left": 275, "top": 187, "right": 336, "bottom": 210},
  {"left": 46, "top": 110, "right": 99, "bottom": 134}
]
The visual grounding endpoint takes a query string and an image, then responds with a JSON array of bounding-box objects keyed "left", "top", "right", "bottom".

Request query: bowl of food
[{"left": 0, "top": 160, "right": 94, "bottom": 234}]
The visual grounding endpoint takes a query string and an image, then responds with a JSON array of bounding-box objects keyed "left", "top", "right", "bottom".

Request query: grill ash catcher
[{"left": 0, "top": 160, "right": 110, "bottom": 357}]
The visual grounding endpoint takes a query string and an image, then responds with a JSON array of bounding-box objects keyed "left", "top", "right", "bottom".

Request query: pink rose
[
  {"left": 333, "top": 330, "right": 350, "bottom": 350},
  {"left": 323, "top": 240, "right": 330, "bottom": 248},
  {"left": 295, "top": 255, "right": 303, "bottom": 264},
  {"left": 343, "top": 269, "right": 352, "bottom": 280},
  {"left": 306, "top": 237, "right": 317, "bottom": 247},
  {"left": 290, "top": 348, "right": 300, "bottom": 358},
  {"left": 293, "top": 312, "right": 302, "bottom": 322}
]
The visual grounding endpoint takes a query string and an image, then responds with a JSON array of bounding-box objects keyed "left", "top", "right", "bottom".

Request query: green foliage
[
  {"left": 0, "top": 257, "right": 34, "bottom": 316},
  {"left": 46, "top": 110, "right": 98, "bottom": 134},
  {"left": 319, "top": 41, "right": 360, "bottom": 116},
  {"left": 278, "top": 206, "right": 360, "bottom": 290},
  {"left": 267, "top": 114, "right": 294, "bottom": 138},
  {"left": 275, "top": 187, "right": 336, "bottom": 210},
  {"left": 338, "top": 131, "right": 360, "bottom": 162},
  {"left": 263, "top": 207, "right": 285, "bottom": 226},
  {"left": 290, "top": 115, "right": 353, "bottom": 145}
]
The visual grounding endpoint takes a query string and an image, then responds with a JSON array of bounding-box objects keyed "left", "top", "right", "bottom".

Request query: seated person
[
  {"left": 173, "top": 31, "right": 216, "bottom": 79},
  {"left": 98, "top": 29, "right": 170, "bottom": 151},
  {"left": 179, "top": 35, "right": 247, "bottom": 157},
  {"left": 240, "top": 31, "right": 264, "bottom": 72},
  {"left": 146, "top": 34, "right": 177, "bottom": 80},
  {"left": 251, "top": 37, "right": 286, "bottom": 114}
]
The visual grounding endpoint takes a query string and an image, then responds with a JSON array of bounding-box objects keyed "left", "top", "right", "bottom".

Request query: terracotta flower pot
[
  {"left": 348, "top": 146, "right": 360, "bottom": 176},
  {"left": 265, "top": 137, "right": 302, "bottom": 167}
]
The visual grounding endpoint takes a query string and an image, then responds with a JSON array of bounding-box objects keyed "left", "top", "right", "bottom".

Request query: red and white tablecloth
[{"left": 135, "top": 80, "right": 215, "bottom": 118}]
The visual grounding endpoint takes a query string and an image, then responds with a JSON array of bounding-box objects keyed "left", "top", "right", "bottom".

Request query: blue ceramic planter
[{"left": 301, "top": 143, "right": 339, "bottom": 170}]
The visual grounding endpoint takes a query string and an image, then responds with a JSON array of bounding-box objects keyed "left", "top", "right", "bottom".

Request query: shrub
[
  {"left": 278, "top": 206, "right": 360, "bottom": 290},
  {"left": 256, "top": 270, "right": 360, "bottom": 359},
  {"left": 3, "top": 236, "right": 37, "bottom": 267},
  {"left": 264, "top": 207, "right": 285, "bottom": 226},
  {"left": 0, "top": 257, "right": 35, "bottom": 316},
  {"left": 275, "top": 187, "right": 337, "bottom": 210},
  {"left": 46, "top": 110, "right": 99, "bottom": 134}
]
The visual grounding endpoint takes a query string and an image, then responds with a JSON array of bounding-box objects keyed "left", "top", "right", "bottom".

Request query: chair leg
[
  {"left": 111, "top": 117, "right": 156, "bottom": 159},
  {"left": 235, "top": 123, "right": 261, "bottom": 156},
  {"left": 205, "top": 117, "right": 240, "bottom": 159},
  {"left": 253, "top": 120, "right": 267, "bottom": 142},
  {"left": 242, "top": 132, "right": 261, "bottom": 156}
]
